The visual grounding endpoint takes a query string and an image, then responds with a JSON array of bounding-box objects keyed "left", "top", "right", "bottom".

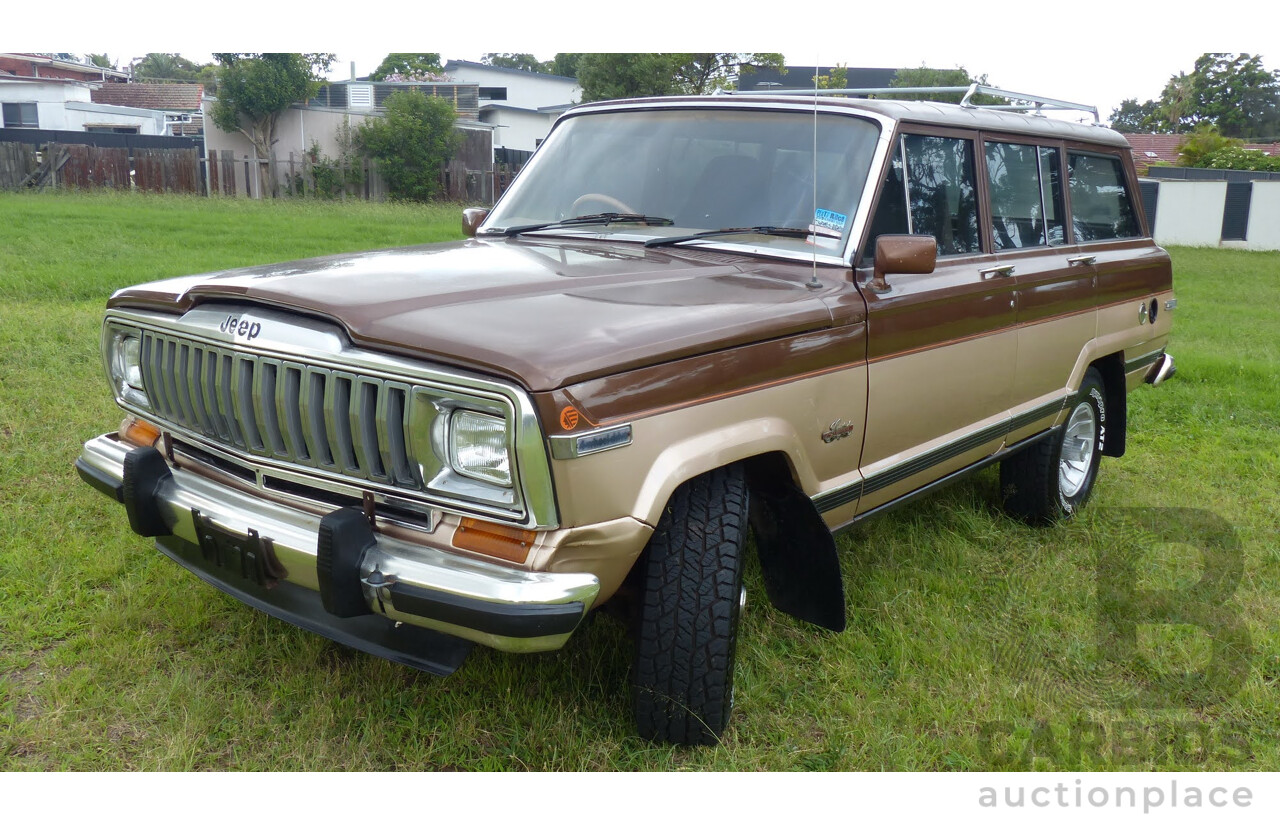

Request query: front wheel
[
  {"left": 1001, "top": 368, "right": 1107, "bottom": 524},
  {"left": 631, "top": 465, "right": 748, "bottom": 745}
]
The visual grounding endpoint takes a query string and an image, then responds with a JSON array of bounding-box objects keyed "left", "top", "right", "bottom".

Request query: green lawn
[{"left": 1, "top": 192, "right": 1277, "bottom": 770}]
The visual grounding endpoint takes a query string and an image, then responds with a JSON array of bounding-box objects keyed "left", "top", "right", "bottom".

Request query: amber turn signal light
[
  {"left": 453, "top": 517, "right": 537, "bottom": 563},
  {"left": 118, "top": 416, "right": 161, "bottom": 448}
]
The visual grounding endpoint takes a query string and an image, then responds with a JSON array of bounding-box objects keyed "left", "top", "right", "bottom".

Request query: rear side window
[
  {"left": 1067, "top": 153, "right": 1140, "bottom": 241},
  {"left": 985, "top": 142, "right": 1066, "bottom": 249},
  {"left": 864, "top": 134, "right": 981, "bottom": 259}
]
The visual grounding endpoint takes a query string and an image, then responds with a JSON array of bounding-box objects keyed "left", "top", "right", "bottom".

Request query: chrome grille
[{"left": 140, "top": 331, "right": 420, "bottom": 489}]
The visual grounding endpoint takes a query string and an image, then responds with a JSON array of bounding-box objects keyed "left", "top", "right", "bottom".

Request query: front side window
[
  {"left": 985, "top": 142, "right": 1067, "bottom": 250},
  {"left": 2, "top": 102, "right": 38, "bottom": 129},
  {"left": 485, "top": 108, "right": 882, "bottom": 256},
  {"left": 864, "top": 133, "right": 981, "bottom": 258},
  {"left": 1067, "top": 153, "right": 1140, "bottom": 241}
]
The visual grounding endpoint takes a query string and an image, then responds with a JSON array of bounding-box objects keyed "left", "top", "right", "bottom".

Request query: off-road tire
[
  {"left": 631, "top": 464, "right": 748, "bottom": 746},
  {"left": 1001, "top": 367, "right": 1107, "bottom": 524}
]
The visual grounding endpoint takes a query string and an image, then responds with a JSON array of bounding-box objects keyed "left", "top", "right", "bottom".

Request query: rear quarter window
[{"left": 1067, "top": 152, "right": 1140, "bottom": 242}]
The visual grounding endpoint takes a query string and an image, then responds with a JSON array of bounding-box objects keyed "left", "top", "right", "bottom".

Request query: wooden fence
[
  {"left": 3, "top": 140, "right": 521, "bottom": 204},
  {"left": 0, "top": 142, "right": 202, "bottom": 193}
]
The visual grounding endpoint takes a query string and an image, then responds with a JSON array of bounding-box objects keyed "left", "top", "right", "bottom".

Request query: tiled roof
[
  {"left": 90, "top": 83, "right": 203, "bottom": 111},
  {"left": 1121, "top": 134, "right": 1183, "bottom": 174},
  {"left": 1122, "top": 133, "right": 1280, "bottom": 175}
]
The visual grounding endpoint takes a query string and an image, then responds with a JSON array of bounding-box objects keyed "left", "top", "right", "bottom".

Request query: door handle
[
  {"left": 979, "top": 264, "right": 1016, "bottom": 278},
  {"left": 1067, "top": 255, "right": 1097, "bottom": 266}
]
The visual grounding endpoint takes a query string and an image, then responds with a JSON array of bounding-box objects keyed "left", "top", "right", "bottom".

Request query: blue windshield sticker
[{"left": 814, "top": 209, "right": 847, "bottom": 233}]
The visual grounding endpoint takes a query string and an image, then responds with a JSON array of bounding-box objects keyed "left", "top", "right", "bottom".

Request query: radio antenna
[{"left": 806, "top": 57, "right": 823, "bottom": 291}]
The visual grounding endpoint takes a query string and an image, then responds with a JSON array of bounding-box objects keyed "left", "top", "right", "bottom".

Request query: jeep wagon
[{"left": 78, "top": 86, "right": 1175, "bottom": 745}]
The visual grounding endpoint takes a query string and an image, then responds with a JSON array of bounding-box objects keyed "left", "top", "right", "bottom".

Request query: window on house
[
  {"left": 479, "top": 87, "right": 508, "bottom": 101},
  {"left": 1067, "top": 152, "right": 1140, "bottom": 241},
  {"left": 3, "top": 102, "right": 39, "bottom": 128},
  {"left": 984, "top": 142, "right": 1066, "bottom": 250},
  {"left": 864, "top": 133, "right": 981, "bottom": 259}
]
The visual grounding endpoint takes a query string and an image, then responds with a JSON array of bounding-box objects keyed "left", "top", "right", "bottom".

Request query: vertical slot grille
[{"left": 137, "top": 331, "right": 428, "bottom": 494}]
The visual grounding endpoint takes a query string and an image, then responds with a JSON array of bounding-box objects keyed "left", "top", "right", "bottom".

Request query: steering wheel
[{"left": 570, "top": 192, "right": 638, "bottom": 216}]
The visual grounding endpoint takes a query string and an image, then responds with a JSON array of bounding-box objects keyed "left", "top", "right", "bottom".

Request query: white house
[
  {"left": 442, "top": 60, "right": 579, "bottom": 158},
  {"left": 0, "top": 76, "right": 164, "bottom": 134}
]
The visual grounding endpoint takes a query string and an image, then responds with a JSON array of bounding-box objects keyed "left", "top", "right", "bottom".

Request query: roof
[
  {"left": 1121, "top": 133, "right": 1183, "bottom": 173},
  {"left": 0, "top": 53, "right": 130, "bottom": 80},
  {"left": 91, "top": 84, "right": 204, "bottom": 111},
  {"left": 443, "top": 60, "right": 577, "bottom": 83},
  {"left": 479, "top": 101, "right": 575, "bottom": 115},
  {"left": 1121, "top": 133, "right": 1280, "bottom": 174},
  {"left": 0, "top": 74, "right": 90, "bottom": 86},
  {"left": 571, "top": 94, "right": 1129, "bottom": 149}
]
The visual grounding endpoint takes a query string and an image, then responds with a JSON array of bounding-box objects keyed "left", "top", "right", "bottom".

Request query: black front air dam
[{"left": 156, "top": 534, "right": 473, "bottom": 676}]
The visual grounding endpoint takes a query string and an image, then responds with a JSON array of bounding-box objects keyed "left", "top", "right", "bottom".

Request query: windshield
[{"left": 483, "top": 107, "right": 881, "bottom": 256}]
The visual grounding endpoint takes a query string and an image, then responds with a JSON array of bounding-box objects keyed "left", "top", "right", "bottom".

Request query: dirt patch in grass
[{"left": 3, "top": 650, "right": 64, "bottom": 724}]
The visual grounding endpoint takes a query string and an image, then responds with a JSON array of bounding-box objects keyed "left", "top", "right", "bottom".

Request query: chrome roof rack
[{"left": 724, "top": 83, "right": 1099, "bottom": 124}]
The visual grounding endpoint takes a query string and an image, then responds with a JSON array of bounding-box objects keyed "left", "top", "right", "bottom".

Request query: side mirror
[
  {"left": 871, "top": 235, "right": 936, "bottom": 293},
  {"left": 462, "top": 207, "right": 489, "bottom": 238}
]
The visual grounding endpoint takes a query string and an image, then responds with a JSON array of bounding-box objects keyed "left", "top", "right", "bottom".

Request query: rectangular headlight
[
  {"left": 104, "top": 324, "right": 149, "bottom": 409},
  {"left": 449, "top": 410, "right": 512, "bottom": 487}
]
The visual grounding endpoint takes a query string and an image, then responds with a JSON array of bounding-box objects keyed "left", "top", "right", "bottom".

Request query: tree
[
  {"left": 133, "top": 53, "right": 209, "bottom": 83},
  {"left": 1184, "top": 53, "right": 1280, "bottom": 139},
  {"left": 890, "top": 65, "right": 998, "bottom": 104},
  {"left": 814, "top": 64, "right": 848, "bottom": 90},
  {"left": 550, "top": 53, "right": 583, "bottom": 79},
  {"left": 370, "top": 54, "right": 443, "bottom": 81},
  {"left": 576, "top": 53, "right": 783, "bottom": 102},
  {"left": 210, "top": 53, "right": 335, "bottom": 198},
  {"left": 355, "top": 90, "right": 461, "bottom": 202},
  {"left": 87, "top": 53, "right": 115, "bottom": 70},
  {"left": 482, "top": 53, "right": 550, "bottom": 73},
  {"left": 1109, "top": 98, "right": 1165, "bottom": 133},
  {"left": 1109, "top": 53, "right": 1280, "bottom": 139}
]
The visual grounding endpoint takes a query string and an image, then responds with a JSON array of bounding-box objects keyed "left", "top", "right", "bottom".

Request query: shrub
[
  {"left": 1199, "top": 146, "right": 1280, "bottom": 172},
  {"left": 1176, "top": 125, "right": 1242, "bottom": 167},
  {"left": 355, "top": 91, "right": 460, "bottom": 202}
]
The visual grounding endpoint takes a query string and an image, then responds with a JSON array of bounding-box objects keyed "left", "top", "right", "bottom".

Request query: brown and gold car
[{"left": 77, "top": 86, "right": 1176, "bottom": 745}]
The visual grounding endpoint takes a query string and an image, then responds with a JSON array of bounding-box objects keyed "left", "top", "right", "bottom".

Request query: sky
[{"left": 11, "top": 0, "right": 1278, "bottom": 126}]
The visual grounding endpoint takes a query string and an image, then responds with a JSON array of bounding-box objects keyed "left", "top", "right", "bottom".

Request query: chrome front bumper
[{"left": 76, "top": 434, "right": 600, "bottom": 662}]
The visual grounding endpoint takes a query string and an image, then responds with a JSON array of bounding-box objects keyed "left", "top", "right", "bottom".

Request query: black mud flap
[{"left": 746, "top": 461, "right": 846, "bottom": 631}]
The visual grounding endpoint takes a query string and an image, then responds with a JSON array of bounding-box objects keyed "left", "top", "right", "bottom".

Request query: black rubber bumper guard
[{"left": 75, "top": 445, "right": 584, "bottom": 676}]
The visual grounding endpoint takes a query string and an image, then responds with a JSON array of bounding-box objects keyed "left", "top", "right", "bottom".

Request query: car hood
[{"left": 107, "top": 237, "right": 845, "bottom": 391}]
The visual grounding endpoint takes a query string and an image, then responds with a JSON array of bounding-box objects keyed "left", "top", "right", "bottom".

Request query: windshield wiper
[
  {"left": 643, "top": 226, "right": 815, "bottom": 249},
  {"left": 490, "top": 213, "right": 674, "bottom": 238}
]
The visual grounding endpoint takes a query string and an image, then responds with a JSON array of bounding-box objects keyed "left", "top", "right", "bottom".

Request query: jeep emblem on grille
[{"left": 219, "top": 315, "right": 262, "bottom": 340}]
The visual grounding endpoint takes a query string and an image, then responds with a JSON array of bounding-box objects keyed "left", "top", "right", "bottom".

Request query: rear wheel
[
  {"left": 631, "top": 465, "right": 748, "bottom": 745},
  {"left": 1001, "top": 367, "right": 1107, "bottom": 524}
]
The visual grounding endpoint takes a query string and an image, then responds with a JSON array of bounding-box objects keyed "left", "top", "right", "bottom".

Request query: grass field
[{"left": 1, "top": 191, "right": 1278, "bottom": 771}]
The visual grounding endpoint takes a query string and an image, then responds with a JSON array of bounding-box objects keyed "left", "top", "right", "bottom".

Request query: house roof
[
  {"left": 1122, "top": 133, "right": 1280, "bottom": 174},
  {"left": 443, "top": 60, "right": 577, "bottom": 83},
  {"left": 0, "top": 53, "right": 130, "bottom": 80},
  {"left": 90, "top": 83, "right": 203, "bottom": 111},
  {"left": 1121, "top": 133, "right": 1183, "bottom": 172}
]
